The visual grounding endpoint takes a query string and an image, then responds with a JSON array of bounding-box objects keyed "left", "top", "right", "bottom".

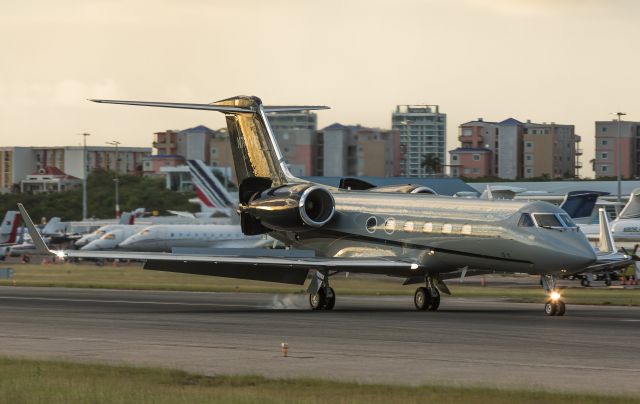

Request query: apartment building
[
  {"left": 594, "top": 120, "right": 640, "bottom": 179},
  {"left": 1, "top": 146, "right": 150, "bottom": 193},
  {"left": 449, "top": 118, "right": 579, "bottom": 180},
  {"left": 391, "top": 105, "right": 446, "bottom": 177},
  {"left": 266, "top": 111, "right": 318, "bottom": 176},
  {"left": 317, "top": 124, "right": 401, "bottom": 177}
]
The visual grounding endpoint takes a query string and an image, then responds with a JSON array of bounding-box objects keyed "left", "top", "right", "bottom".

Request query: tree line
[{"left": 0, "top": 169, "right": 197, "bottom": 222}]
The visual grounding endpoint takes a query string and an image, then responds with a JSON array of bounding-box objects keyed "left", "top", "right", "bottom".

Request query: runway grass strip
[
  {"left": 0, "top": 357, "right": 636, "bottom": 404},
  {"left": 1, "top": 263, "right": 638, "bottom": 306}
]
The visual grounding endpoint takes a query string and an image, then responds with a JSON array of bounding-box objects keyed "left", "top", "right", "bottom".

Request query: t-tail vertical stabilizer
[{"left": 90, "top": 97, "right": 329, "bottom": 186}]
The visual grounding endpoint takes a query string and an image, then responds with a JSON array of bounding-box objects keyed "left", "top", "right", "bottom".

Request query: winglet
[
  {"left": 17, "top": 204, "right": 54, "bottom": 256},
  {"left": 597, "top": 208, "right": 616, "bottom": 254}
]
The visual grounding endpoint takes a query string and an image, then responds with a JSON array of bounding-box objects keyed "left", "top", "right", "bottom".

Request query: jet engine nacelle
[{"left": 244, "top": 183, "right": 336, "bottom": 232}]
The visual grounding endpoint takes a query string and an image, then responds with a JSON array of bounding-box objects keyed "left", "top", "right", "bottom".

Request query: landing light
[
  {"left": 54, "top": 250, "right": 66, "bottom": 259},
  {"left": 550, "top": 291, "right": 561, "bottom": 301}
]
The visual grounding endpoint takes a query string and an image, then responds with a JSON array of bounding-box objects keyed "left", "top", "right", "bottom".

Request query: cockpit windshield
[
  {"left": 533, "top": 213, "right": 564, "bottom": 229},
  {"left": 518, "top": 213, "right": 535, "bottom": 227},
  {"left": 558, "top": 213, "right": 577, "bottom": 228}
]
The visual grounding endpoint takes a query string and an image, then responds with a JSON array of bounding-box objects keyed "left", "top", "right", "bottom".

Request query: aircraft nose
[{"left": 561, "top": 239, "right": 597, "bottom": 272}]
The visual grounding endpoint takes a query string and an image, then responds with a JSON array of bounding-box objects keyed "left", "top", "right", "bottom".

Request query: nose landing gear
[{"left": 541, "top": 274, "right": 565, "bottom": 316}]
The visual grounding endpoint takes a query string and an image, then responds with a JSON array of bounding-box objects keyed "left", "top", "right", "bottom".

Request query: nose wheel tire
[{"left": 545, "top": 299, "right": 566, "bottom": 316}]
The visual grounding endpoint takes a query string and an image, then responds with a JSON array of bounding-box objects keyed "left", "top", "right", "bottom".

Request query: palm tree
[{"left": 421, "top": 153, "right": 442, "bottom": 175}]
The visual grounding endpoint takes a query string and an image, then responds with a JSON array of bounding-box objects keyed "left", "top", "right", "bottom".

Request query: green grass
[
  {"left": 0, "top": 262, "right": 638, "bottom": 306},
  {"left": 0, "top": 357, "right": 636, "bottom": 404}
]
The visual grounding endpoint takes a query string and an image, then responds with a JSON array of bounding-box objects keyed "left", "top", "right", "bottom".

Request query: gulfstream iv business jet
[{"left": 19, "top": 96, "right": 603, "bottom": 316}]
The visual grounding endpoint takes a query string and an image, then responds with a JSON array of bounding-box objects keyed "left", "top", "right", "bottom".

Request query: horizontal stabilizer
[{"left": 90, "top": 99, "right": 330, "bottom": 114}]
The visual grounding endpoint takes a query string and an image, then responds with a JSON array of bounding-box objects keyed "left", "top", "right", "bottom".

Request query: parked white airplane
[
  {"left": 74, "top": 212, "right": 138, "bottom": 248},
  {"left": 118, "top": 224, "right": 268, "bottom": 252},
  {"left": 81, "top": 225, "right": 148, "bottom": 251},
  {"left": 582, "top": 188, "right": 640, "bottom": 249}
]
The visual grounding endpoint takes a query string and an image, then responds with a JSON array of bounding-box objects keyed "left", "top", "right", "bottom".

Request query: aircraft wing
[
  {"left": 18, "top": 204, "right": 418, "bottom": 285},
  {"left": 585, "top": 252, "right": 634, "bottom": 273}
]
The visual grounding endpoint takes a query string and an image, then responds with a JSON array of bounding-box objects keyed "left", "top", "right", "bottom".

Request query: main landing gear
[
  {"left": 414, "top": 277, "right": 441, "bottom": 311},
  {"left": 308, "top": 271, "right": 336, "bottom": 310},
  {"left": 541, "top": 274, "right": 566, "bottom": 316}
]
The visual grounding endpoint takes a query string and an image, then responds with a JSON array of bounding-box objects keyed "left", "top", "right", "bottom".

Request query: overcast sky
[{"left": 2, "top": 0, "right": 638, "bottom": 177}]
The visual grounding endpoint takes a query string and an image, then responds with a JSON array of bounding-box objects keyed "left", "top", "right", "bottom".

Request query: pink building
[
  {"left": 449, "top": 148, "right": 492, "bottom": 178},
  {"left": 594, "top": 120, "right": 640, "bottom": 179}
]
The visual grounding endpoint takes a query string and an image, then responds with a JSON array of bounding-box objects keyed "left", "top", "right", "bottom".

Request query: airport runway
[{"left": 0, "top": 287, "right": 638, "bottom": 395}]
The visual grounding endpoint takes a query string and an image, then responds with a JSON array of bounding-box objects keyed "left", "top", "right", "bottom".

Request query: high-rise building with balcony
[{"left": 391, "top": 105, "right": 446, "bottom": 177}]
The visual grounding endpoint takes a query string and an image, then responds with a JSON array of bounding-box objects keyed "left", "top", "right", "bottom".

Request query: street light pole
[
  {"left": 79, "top": 133, "right": 91, "bottom": 220},
  {"left": 615, "top": 112, "right": 626, "bottom": 203},
  {"left": 106, "top": 140, "right": 121, "bottom": 218}
]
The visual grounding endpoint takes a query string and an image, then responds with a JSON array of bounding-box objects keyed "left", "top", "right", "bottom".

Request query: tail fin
[
  {"left": 0, "top": 211, "right": 21, "bottom": 244},
  {"left": 41, "top": 217, "right": 66, "bottom": 235},
  {"left": 91, "top": 97, "right": 329, "bottom": 186},
  {"left": 618, "top": 188, "right": 640, "bottom": 219},
  {"left": 598, "top": 208, "right": 616, "bottom": 254},
  {"left": 560, "top": 191, "right": 608, "bottom": 219},
  {"left": 187, "top": 159, "right": 234, "bottom": 208}
]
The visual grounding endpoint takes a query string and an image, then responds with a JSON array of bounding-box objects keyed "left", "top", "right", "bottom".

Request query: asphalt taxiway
[{"left": 0, "top": 286, "right": 638, "bottom": 395}]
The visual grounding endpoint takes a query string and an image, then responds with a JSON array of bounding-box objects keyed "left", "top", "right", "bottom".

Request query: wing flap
[{"left": 144, "top": 260, "right": 309, "bottom": 285}]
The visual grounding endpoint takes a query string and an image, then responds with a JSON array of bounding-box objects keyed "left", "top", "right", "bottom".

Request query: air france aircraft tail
[
  {"left": 186, "top": 159, "right": 234, "bottom": 209},
  {"left": 0, "top": 211, "right": 21, "bottom": 244},
  {"left": 119, "top": 211, "right": 135, "bottom": 225}
]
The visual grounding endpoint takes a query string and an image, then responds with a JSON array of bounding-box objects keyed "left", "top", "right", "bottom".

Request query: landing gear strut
[
  {"left": 541, "top": 274, "right": 565, "bottom": 316},
  {"left": 309, "top": 271, "right": 336, "bottom": 310},
  {"left": 414, "top": 277, "right": 440, "bottom": 311}
]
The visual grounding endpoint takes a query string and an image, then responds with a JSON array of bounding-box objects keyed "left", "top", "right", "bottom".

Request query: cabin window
[
  {"left": 442, "top": 223, "right": 452, "bottom": 233},
  {"left": 403, "top": 221, "right": 414, "bottom": 232},
  {"left": 518, "top": 214, "right": 534, "bottom": 227},
  {"left": 533, "top": 214, "right": 563, "bottom": 228},
  {"left": 423, "top": 222, "right": 433, "bottom": 233},
  {"left": 461, "top": 224, "right": 472, "bottom": 235},
  {"left": 366, "top": 217, "right": 377, "bottom": 233},
  {"left": 384, "top": 218, "right": 396, "bottom": 234}
]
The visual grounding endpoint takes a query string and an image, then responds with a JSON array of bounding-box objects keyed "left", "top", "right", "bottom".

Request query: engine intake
[{"left": 243, "top": 183, "right": 335, "bottom": 232}]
